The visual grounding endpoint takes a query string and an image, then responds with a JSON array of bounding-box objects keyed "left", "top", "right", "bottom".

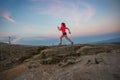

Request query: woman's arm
[{"left": 66, "top": 27, "right": 71, "bottom": 34}]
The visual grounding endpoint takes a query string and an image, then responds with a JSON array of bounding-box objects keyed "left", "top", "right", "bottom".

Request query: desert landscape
[{"left": 0, "top": 43, "right": 120, "bottom": 80}]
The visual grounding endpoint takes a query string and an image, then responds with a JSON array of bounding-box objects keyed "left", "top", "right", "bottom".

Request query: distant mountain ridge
[{"left": 94, "top": 37, "right": 120, "bottom": 44}]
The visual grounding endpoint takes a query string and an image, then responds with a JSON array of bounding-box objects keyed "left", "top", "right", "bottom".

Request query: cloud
[
  {"left": 0, "top": 32, "right": 14, "bottom": 44},
  {"left": 11, "top": 37, "right": 22, "bottom": 44},
  {"left": 0, "top": 32, "right": 9, "bottom": 41},
  {"left": 31, "top": 0, "right": 95, "bottom": 29},
  {"left": 10, "top": 25, "right": 52, "bottom": 44},
  {"left": 11, "top": 36, "right": 50, "bottom": 44},
  {"left": 20, "top": 25, "right": 41, "bottom": 36},
  {"left": 81, "top": 2, "right": 95, "bottom": 21},
  {"left": 1, "top": 11, "right": 15, "bottom": 23},
  {"left": 33, "top": 1, "right": 94, "bottom": 20}
]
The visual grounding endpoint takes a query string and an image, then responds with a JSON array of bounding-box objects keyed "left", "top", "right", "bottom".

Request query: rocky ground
[{"left": 0, "top": 43, "right": 120, "bottom": 80}]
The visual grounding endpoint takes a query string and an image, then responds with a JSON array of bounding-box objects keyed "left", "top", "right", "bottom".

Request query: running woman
[{"left": 57, "top": 22, "right": 74, "bottom": 45}]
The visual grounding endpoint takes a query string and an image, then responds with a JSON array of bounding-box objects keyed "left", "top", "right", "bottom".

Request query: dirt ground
[{"left": 0, "top": 44, "right": 120, "bottom": 80}]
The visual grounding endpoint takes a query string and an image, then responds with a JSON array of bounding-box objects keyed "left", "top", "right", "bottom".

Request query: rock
[
  {"left": 27, "top": 61, "right": 41, "bottom": 69},
  {"left": 95, "top": 57, "right": 104, "bottom": 64},
  {"left": 76, "top": 45, "right": 111, "bottom": 55}
]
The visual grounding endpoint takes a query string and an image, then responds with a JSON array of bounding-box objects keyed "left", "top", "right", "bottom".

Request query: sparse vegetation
[{"left": 0, "top": 43, "right": 48, "bottom": 71}]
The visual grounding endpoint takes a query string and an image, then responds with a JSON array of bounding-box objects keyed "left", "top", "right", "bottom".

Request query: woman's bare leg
[
  {"left": 59, "top": 35, "right": 64, "bottom": 45},
  {"left": 64, "top": 35, "right": 73, "bottom": 45}
]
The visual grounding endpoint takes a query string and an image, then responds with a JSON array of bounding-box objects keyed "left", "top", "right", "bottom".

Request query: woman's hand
[
  {"left": 57, "top": 27, "right": 61, "bottom": 31},
  {"left": 69, "top": 31, "right": 71, "bottom": 34}
]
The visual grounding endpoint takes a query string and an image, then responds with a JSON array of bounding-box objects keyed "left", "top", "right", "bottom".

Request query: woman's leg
[
  {"left": 59, "top": 35, "right": 64, "bottom": 45},
  {"left": 64, "top": 35, "right": 73, "bottom": 45}
]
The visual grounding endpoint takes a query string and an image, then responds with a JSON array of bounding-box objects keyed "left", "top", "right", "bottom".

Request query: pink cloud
[
  {"left": 81, "top": 2, "right": 95, "bottom": 21},
  {"left": 1, "top": 11, "right": 15, "bottom": 23},
  {"left": 0, "top": 32, "right": 10, "bottom": 41},
  {"left": 33, "top": 1, "right": 95, "bottom": 26},
  {"left": 0, "top": 32, "right": 9, "bottom": 37}
]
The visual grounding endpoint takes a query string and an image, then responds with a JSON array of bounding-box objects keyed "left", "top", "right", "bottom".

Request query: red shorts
[{"left": 63, "top": 32, "right": 67, "bottom": 35}]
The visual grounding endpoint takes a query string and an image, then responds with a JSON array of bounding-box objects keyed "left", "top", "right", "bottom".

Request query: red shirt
[{"left": 61, "top": 25, "right": 66, "bottom": 33}]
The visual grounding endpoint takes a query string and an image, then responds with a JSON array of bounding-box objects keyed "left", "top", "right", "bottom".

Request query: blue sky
[{"left": 0, "top": 0, "right": 120, "bottom": 45}]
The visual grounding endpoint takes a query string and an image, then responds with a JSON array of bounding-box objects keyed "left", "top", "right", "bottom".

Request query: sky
[{"left": 0, "top": 0, "right": 120, "bottom": 45}]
